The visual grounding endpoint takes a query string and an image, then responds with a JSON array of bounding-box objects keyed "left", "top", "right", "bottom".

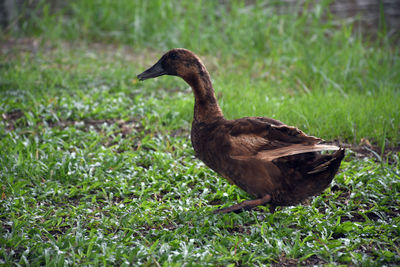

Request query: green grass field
[{"left": 1, "top": 0, "right": 399, "bottom": 266}]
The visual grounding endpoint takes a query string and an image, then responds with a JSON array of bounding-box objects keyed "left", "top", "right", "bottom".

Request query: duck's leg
[{"left": 213, "top": 194, "right": 272, "bottom": 214}]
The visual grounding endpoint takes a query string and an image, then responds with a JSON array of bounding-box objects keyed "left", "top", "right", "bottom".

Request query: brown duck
[{"left": 137, "top": 48, "right": 345, "bottom": 213}]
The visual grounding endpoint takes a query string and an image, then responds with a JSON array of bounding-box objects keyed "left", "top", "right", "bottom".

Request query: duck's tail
[
  {"left": 301, "top": 148, "right": 345, "bottom": 198},
  {"left": 307, "top": 148, "right": 345, "bottom": 175},
  {"left": 271, "top": 147, "right": 345, "bottom": 206}
]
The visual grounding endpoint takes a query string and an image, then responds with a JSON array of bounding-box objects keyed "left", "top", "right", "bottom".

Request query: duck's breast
[{"left": 191, "top": 119, "right": 231, "bottom": 172}]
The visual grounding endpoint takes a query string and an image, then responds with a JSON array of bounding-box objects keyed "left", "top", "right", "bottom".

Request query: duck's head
[{"left": 137, "top": 48, "right": 206, "bottom": 81}]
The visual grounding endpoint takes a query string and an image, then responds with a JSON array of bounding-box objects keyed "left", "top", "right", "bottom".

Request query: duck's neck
[{"left": 182, "top": 68, "right": 224, "bottom": 123}]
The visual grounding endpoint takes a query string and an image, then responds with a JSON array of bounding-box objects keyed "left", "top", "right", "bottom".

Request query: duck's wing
[{"left": 228, "top": 117, "right": 339, "bottom": 160}]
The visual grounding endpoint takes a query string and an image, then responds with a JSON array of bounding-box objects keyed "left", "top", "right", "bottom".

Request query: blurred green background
[{"left": 3, "top": 0, "right": 399, "bottom": 146}]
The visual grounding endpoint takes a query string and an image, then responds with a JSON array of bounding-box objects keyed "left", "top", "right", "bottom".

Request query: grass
[{"left": 1, "top": 0, "right": 399, "bottom": 265}]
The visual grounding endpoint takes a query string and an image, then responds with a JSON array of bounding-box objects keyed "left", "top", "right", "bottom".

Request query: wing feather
[{"left": 228, "top": 118, "right": 335, "bottom": 160}]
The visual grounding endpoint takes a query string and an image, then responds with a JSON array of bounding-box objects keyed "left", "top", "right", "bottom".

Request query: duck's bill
[{"left": 137, "top": 61, "right": 166, "bottom": 81}]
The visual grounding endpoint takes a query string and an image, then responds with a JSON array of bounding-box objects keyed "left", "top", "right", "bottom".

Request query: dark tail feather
[
  {"left": 273, "top": 148, "right": 345, "bottom": 206},
  {"left": 307, "top": 148, "right": 345, "bottom": 175},
  {"left": 294, "top": 148, "right": 345, "bottom": 202}
]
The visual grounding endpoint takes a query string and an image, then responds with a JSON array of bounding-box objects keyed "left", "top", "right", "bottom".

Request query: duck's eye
[{"left": 169, "top": 52, "right": 178, "bottom": 60}]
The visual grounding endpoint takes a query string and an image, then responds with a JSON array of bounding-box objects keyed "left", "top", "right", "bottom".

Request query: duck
[{"left": 137, "top": 48, "right": 345, "bottom": 213}]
